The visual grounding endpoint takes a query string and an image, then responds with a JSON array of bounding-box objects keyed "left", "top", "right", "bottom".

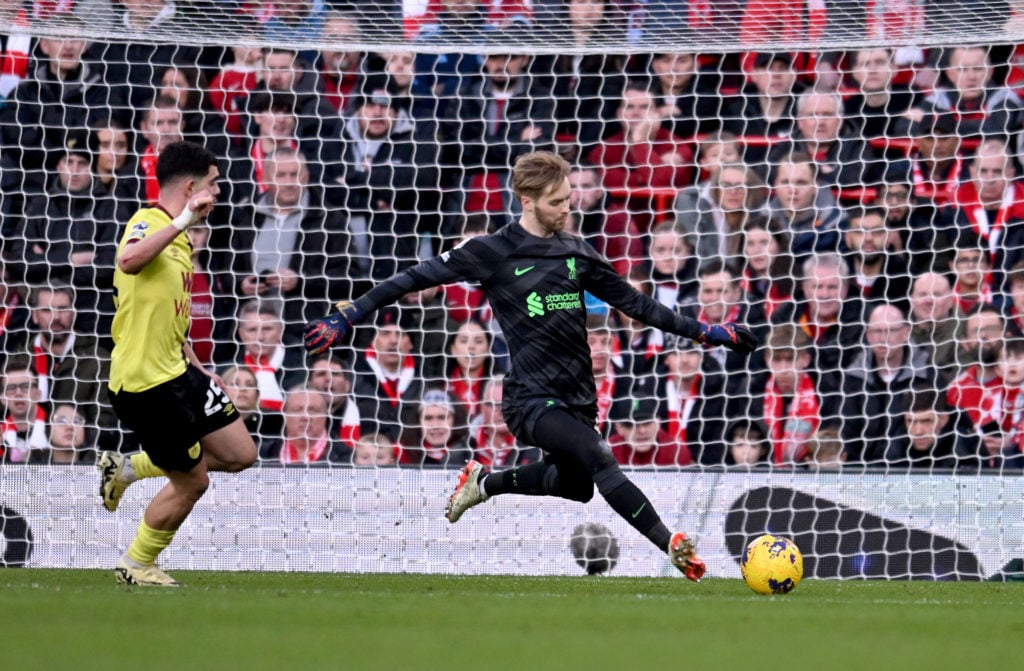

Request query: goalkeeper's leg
[{"left": 470, "top": 407, "right": 705, "bottom": 580}]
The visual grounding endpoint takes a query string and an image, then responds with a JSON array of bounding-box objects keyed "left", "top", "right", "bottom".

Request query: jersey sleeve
[
  {"left": 582, "top": 253, "right": 702, "bottom": 339},
  {"left": 353, "top": 237, "right": 492, "bottom": 316}
]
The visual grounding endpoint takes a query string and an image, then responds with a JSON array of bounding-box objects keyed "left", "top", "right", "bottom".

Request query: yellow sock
[
  {"left": 130, "top": 452, "right": 166, "bottom": 479},
  {"left": 126, "top": 519, "right": 177, "bottom": 566}
]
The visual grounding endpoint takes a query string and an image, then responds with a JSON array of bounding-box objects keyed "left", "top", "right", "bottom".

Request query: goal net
[{"left": 1, "top": 1, "right": 1023, "bottom": 581}]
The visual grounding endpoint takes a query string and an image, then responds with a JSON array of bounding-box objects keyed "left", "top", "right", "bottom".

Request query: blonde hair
[{"left": 512, "top": 151, "right": 571, "bottom": 201}]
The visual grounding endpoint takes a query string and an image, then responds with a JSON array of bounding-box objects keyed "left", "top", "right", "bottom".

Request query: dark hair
[
  {"left": 249, "top": 91, "right": 297, "bottom": 116},
  {"left": 155, "top": 141, "right": 218, "bottom": 187},
  {"left": 28, "top": 283, "right": 75, "bottom": 309},
  {"left": 698, "top": 258, "right": 739, "bottom": 281},
  {"left": 1003, "top": 337, "right": 1024, "bottom": 359},
  {"left": 846, "top": 205, "right": 887, "bottom": 224},
  {"left": 907, "top": 387, "right": 948, "bottom": 414}
]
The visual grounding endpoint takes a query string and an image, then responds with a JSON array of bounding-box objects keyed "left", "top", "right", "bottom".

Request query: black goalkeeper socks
[
  {"left": 592, "top": 466, "right": 673, "bottom": 551},
  {"left": 481, "top": 462, "right": 553, "bottom": 497}
]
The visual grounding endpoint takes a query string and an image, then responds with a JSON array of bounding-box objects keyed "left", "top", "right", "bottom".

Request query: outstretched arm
[{"left": 584, "top": 261, "right": 758, "bottom": 354}]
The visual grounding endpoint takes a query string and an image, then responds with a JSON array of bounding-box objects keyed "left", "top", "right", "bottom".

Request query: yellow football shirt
[{"left": 109, "top": 207, "right": 194, "bottom": 393}]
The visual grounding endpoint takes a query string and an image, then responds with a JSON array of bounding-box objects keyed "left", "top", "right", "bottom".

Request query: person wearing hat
[
  {"left": 6, "top": 128, "right": 123, "bottom": 335},
  {"left": 608, "top": 396, "right": 692, "bottom": 468},
  {"left": 396, "top": 388, "right": 474, "bottom": 468},
  {"left": 322, "top": 75, "right": 440, "bottom": 282},
  {"left": 305, "top": 150, "right": 758, "bottom": 582}
]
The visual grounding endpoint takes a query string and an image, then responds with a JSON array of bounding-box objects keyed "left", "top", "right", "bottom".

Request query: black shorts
[
  {"left": 503, "top": 397, "right": 598, "bottom": 448},
  {"left": 110, "top": 364, "right": 239, "bottom": 472}
]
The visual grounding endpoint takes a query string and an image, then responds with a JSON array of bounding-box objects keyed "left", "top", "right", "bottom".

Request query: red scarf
[
  {"left": 595, "top": 367, "right": 616, "bottom": 430},
  {"left": 449, "top": 365, "right": 484, "bottom": 418},
  {"left": 948, "top": 366, "right": 1005, "bottom": 429},
  {"left": 952, "top": 278, "right": 994, "bottom": 315},
  {"left": 912, "top": 156, "right": 961, "bottom": 205},
  {"left": 954, "top": 181, "right": 1024, "bottom": 263},
  {"left": 280, "top": 434, "right": 329, "bottom": 464},
  {"left": 141, "top": 145, "right": 160, "bottom": 204},
  {"left": 2, "top": 405, "right": 49, "bottom": 462},
  {"left": 665, "top": 375, "right": 701, "bottom": 447},
  {"left": 189, "top": 269, "right": 214, "bottom": 366},
  {"left": 243, "top": 348, "right": 286, "bottom": 411},
  {"left": 763, "top": 372, "right": 820, "bottom": 465},
  {"left": 474, "top": 424, "right": 517, "bottom": 468},
  {"left": 364, "top": 346, "right": 415, "bottom": 408},
  {"left": 798, "top": 311, "right": 837, "bottom": 343},
  {"left": 697, "top": 303, "right": 741, "bottom": 328},
  {"left": 337, "top": 398, "right": 361, "bottom": 448}
]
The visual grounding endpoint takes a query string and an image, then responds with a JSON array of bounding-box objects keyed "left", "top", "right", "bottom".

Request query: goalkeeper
[{"left": 305, "top": 151, "right": 757, "bottom": 581}]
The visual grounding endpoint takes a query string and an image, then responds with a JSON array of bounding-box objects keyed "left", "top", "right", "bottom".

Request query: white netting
[{"left": 1, "top": 1, "right": 1023, "bottom": 579}]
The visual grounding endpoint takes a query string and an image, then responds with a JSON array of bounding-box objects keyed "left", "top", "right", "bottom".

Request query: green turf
[{"left": 0, "top": 571, "right": 1020, "bottom": 671}]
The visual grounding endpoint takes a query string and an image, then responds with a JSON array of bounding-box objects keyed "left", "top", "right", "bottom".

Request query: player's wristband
[{"left": 171, "top": 206, "right": 196, "bottom": 232}]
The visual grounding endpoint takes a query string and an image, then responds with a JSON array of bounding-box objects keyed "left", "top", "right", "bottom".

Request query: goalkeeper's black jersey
[{"left": 354, "top": 222, "right": 702, "bottom": 408}]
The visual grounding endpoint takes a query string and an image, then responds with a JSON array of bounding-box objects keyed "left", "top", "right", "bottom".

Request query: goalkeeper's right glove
[{"left": 303, "top": 301, "right": 365, "bottom": 356}]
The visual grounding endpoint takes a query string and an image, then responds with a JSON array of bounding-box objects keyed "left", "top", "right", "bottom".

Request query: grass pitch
[{"left": 1, "top": 571, "right": 1020, "bottom": 671}]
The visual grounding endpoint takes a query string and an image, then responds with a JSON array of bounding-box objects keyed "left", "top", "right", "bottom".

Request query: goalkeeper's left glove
[
  {"left": 695, "top": 322, "right": 758, "bottom": 355},
  {"left": 303, "top": 301, "right": 365, "bottom": 356}
]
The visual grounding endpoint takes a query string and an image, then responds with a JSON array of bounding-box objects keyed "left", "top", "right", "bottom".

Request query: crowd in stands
[{"left": 3, "top": 1, "right": 1024, "bottom": 472}]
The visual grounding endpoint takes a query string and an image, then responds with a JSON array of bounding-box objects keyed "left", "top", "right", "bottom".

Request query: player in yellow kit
[{"left": 97, "top": 141, "right": 257, "bottom": 586}]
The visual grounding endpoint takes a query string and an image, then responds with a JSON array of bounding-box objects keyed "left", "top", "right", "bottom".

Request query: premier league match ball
[{"left": 740, "top": 534, "right": 804, "bottom": 595}]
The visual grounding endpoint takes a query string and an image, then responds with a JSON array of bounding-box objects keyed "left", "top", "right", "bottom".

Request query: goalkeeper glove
[
  {"left": 303, "top": 301, "right": 365, "bottom": 356},
  {"left": 695, "top": 322, "right": 758, "bottom": 354}
]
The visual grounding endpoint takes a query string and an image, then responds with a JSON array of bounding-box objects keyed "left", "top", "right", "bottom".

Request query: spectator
[
  {"left": 885, "top": 388, "right": 980, "bottom": 471},
  {"left": 226, "top": 91, "right": 311, "bottom": 200},
  {"left": 841, "top": 303, "right": 937, "bottom": 464},
  {"left": 606, "top": 270, "right": 667, "bottom": 377},
  {"left": 1006, "top": 260, "right": 1024, "bottom": 336},
  {"left": 949, "top": 231, "right": 997, "bottom": 314},
  {"left": 768, "top": 151, "right": 843, "bottom": 258},
  {"left": 30, "top": 403, "right": 94, "bottom": 465},
  {"left": 0, "top": 358, "right": 45, "bottom": 463},
  {"left": 155, "top": 60, "right": 230, "bottom": 159},
  {"left": 440, "top": 27, "right": 555, "bottom": 226},
  {"left": 471, "top": 375, "right": 541, "bottom": 468},
  {"left": 569, "top": 163, "right": 639, "bottom": 275},
  {"left": 742, "top": 323, "right": 835, "bottom": 466},
  {"left": 90, "top": 117, "right": 143, "bottom": 213},
  {"left": 948, "top": 302, "right": 1007, "bottom": 430},
  {"left": 587, "top": 80, "right": 694, "bottom": 230},
  {"left": 397, "top": 388, "right": 474, "bottom": 467},
  {"left": 208, "top": 39, "right": 263, "bottom": 138},
  {"left": 323, "top": 77, "right": 440, "bottom": 281},
  {"left": 643, "top": 221, "right": 698, "bottom": 309},
  {"left": 0, "top": 19, "right": 126, "bottom": 195},
  {"left": 724, "top": 418, "right": 771, "bottom": 468},
  {"left": 803, "top": 425, "right": 845, "bottom": 472},
  {"left": 0, "top": 0, "right": 29, "bottom": 105},
  {"left": 917, "top": 45, "right": 1021, "bottom": 138},
  {"left": 844, "top": 47, "right": 920, "bottom": 139},
  {"left": 908, "top": 112, "right": 966, "bottom": 208},
  {"left": 185, "top": 221, "right": 234, "bottom": 368},
  {"left": 722, "top": 51, "right": 799, "bottom": 161},
  {"left": 242, "top": 47, "right": 341, "bottom": 147},
  {"left": 842, "top": 205, "right": 912, "bottom": 313},
  {"left": 679, "top": 259, "right": 768, "bottom": 379},
  {"left": 768, "top": 90, "right": 885, "bottom": 190},
  {"left": 97, "top": 0, "right": 215, "bottom": 111},
  {"left": 25, "top": 284, "right": 116, "bottom": 442},
  {"left": 736, "top": 216, "right": 795, "bottom": 320},
  {"left": 540, "top": 0, "right": 626, "bottom": 161},
  {"left": 224, "top": 147, "right": 352, "bottom": 342},
  {"left": 352, "top": 432, "right": 397, "bottom": 467},
  {"left": 135, "top": 95, "right": 187, "bottom": 206},
  {"left": 609, "top": 396, "right": 692, "bottom": 468},
  {"left": 259, "top": 385, "right": 354, "bottom": 464},
  {"left": 264, "top": 0, "right": 328, "bottom": 65},
  {"left": 909, "top": 271, "right": 961, "bottom": 384},
  {"left": 316, "top": 10, "right": 371, "bottom": 114},
  {"left": 397, "top": 285, "right": 458, "bottom": 384},
  {"left": 414, "top": 0, "right": 492, "bottom": 99},
  {"left": 4, "top": 129, "right": 122, "bottom": 333},
  {"left": 235, "top": 299, "right": 306, "bottom": 413},
  {"left": 220, "top": 364, "right": 281, "bottom": 454},
  {"left": 995, "top": 336, "right": 1024, "bottom": 469},
  {"left": 647, "top": 50, "right": 724, "bottom": 139},
  {"left": 772, "top": 252, "right": 865, "bottom": 375},
  {"left": 952, "top": 138, "right": 1024, "bottom": 294},
  {"left": 694, "top": 131, "right": 743, "bottom": 184},
  {"left": 0, "top": 260, "right": 29, "bottom": 364},
  {"left": 307, "top": 353, "right": 361, "bottom": 448},
  {"left": 656, "top": 335, "right": 728, "bottom": 465},
  {"left": 352, "top": 306, "right": 422, "bottom": 443},
  {"left": 383, "top": 49, "right": 442, "bottom": 143},
  {"left": 445, "top": 318, "right": 494, "bottom": 420},
  {"left": 586, "top": 313, "right": 630, "bottom": 436},
  {"left": 675, "top": 162, "right": 769, "bottom": 264}
]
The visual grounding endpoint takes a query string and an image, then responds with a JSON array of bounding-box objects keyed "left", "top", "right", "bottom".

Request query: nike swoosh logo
[
  {"left": 631, "top": 503, "right": 647, "bottom": 518},
  {"left": 514, "top": 266, "right": 535, "bottom": 276}
]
